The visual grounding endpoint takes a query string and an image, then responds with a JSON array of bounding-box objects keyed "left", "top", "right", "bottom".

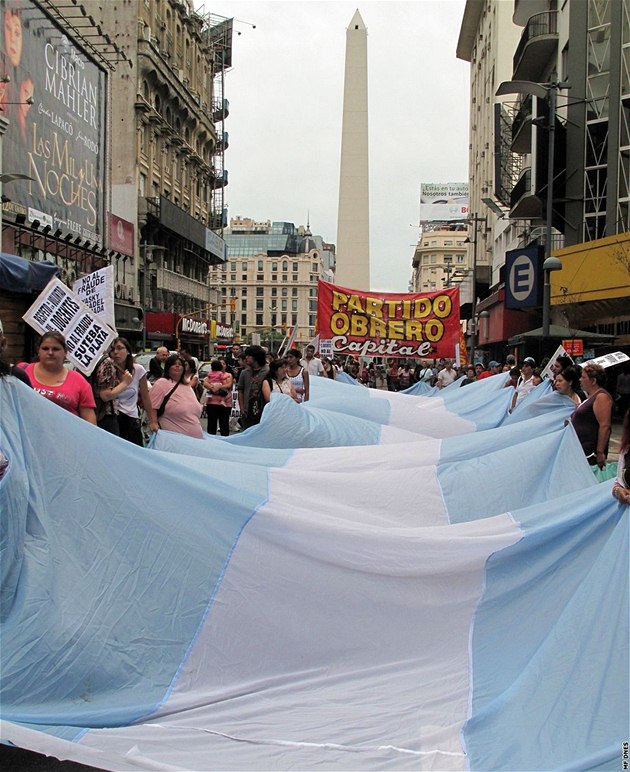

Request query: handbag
[{"left": 157, "top": 382, "right": 179, "bottom": 418}]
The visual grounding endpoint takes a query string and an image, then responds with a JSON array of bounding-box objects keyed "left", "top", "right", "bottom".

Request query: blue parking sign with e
[{"left": 505, "top": 246, "right": 543, "bottom": 308}]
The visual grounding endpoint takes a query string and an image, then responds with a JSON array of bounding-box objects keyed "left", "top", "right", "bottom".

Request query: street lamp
[
  {"left": 464, "top": 214, "right": 487, "bottom": 365},
  {"left": 542, "top": 256, "right": 562, "bottom": 337}
]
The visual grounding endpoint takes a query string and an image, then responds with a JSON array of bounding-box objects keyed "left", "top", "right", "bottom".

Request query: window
[
  {"left": 271, "top": 287, "right": 277, "bottom": 297},
  {"left": 241, "top": 314, "right": 247, "bottom": 325},
  {"left": 256, "top": 287, "right": 264, "bottom": 296},
  {"left": 312, "top": 263, "right": 318, "bottom": 272},
  {"left": 444, "top": 240, "right": 453, "bottom": 246},
  {"left": 230, "top": 273, "right": 236, "bottom": 281},
  {"left": 292, "top": 288, "right": 298, "bottom": 297},
  {"left": 281, "top": 300, "right": 287, "bottom": 311},
  {"left": 282, "top": 274, "right": 288, "bottom": 282},
  {"left": 292, "top": 274, "right": 298, "bottom": 281},
  {"left": 309, "top": 288, "right": 317, "bottom": 297},
  {"left": 257, "top": 260, "right": 263, "bottom": 271},
  {"left": 457, "top": 254, "right": 465, "bottom": 263},
  {"left": 256, "top": 300, "right": 263, "bottom": 311},
  {"left": 293, "top": 262, "right": 298, "bottom": 272},
  {"left": 423, "top": 256, "right": 430, "bottom": 264},
  {"left": 430, "top": 256, "right": 437, "bottom": 264},
  {"left": 241, "top": 299, "right": 247, "bottom": 310},
  {"left": 230, "top": 261, "right": 236, "bottom": 271},
  {"left": 257, "top": 274, "right": 264, "bottom": 281},
  {"left": 292, "top": 300, "right": 297, "bottom": 311},
  {"left": 281, "top": 288, "right": 288, "bottom": 296},
  {"left": 282, "top": 260, "right": 288, "bottom": 271},
  {"left": 272, "top": 262, "right": 278, "bottom": 272},
  {"left": 240, "top": 288, "right": 247, "bottom": 296},
  {"left": 242, "top": 274, "right": 247, "bottom": 281},
  {"left": 256, "top": 314, "right": 263, "bottom": 326},
  {"left": 272, "top": 274, "right": 277, "bottom": 281},
  {"left": 292, "top": 314, "right": 298, "bottom": 325}
]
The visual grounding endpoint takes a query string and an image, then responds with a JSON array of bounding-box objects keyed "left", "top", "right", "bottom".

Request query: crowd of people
[{"left": 1, "top": 321, "right": 629, "bottom": 505}]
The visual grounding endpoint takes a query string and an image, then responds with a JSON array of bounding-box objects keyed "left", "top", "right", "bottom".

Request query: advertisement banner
[
  {"left": 316, "top": 280, "right": 460, "bottom": 359},
  {"left": 72, "top": 264, "right": 115, "bottom": 330},
  {"left": 418, "top": 183, "right": 468, "bottom": 223},
  {"left": 23, "top": 278, "right": 116, "bottom": 374},
  {"left": 0, "top": 0, "right": 106, "bottom": 244}
]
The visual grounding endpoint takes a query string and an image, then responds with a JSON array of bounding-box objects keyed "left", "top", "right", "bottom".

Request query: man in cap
[
  {"left": 476, "top": 360, "right": 500, "bottom": 380},
  {"left": 511, "top": 357, "right": 537, "bottom": 411}
]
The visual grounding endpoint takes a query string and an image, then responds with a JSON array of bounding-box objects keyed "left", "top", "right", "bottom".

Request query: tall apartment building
[
  {"left": 209, "top": 217, "right": 335, "bottom": 350},
  {"left": 458, "top": 0, "right": 630, "bottom": 355},
  {"left": 411, "top": 226, "right": 469, "bottom": 295},
  {"left": 89, "top": 0, "right": 230, "bottom": 354}
]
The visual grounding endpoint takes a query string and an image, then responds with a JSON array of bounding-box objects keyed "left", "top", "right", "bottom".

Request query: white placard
[
  {"left": 23, "top": 278, "right": 116, "bottom": 375},
  {"left": 583, "top": 351, "right": 629, "bottom": 369},
  {"left": 540, "top": 344, "right": 570, "bottom": 381},
  {"left": 72, "top": 265, "right": 116, "bottom": 330}
]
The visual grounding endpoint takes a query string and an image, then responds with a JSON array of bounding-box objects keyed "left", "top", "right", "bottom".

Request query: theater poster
[
  {"left": 0, "top": 0, "right": 106, "bottom": 245},
  {"left": 317, "top": 280, "right": 461, "bottom": 359}
]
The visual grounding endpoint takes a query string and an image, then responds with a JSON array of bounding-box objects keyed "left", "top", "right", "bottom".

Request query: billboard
[
  {"left": 316, "top": 280, "right": 461, "bottom": 359},
  {"left": 419, "top": 183, "right": 469, "bottom": 223},
  {"left": 0, "top": 0, "right": 106, "bottom": 245}
]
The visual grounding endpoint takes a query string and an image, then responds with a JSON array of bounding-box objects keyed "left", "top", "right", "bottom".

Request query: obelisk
[{"left": 336, "top": 9, "right": 370, "bottom": 291}]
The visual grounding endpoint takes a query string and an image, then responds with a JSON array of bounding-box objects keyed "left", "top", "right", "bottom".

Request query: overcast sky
[{"left": 203, "top": 0, "right": 470, "bottom": 292}]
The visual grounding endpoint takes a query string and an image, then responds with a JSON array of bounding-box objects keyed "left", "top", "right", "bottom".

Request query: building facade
[
  {"left": 411, "top": 226, "right": 469, "bottom": 296},
  {"left": 211, "top": 217, "right": 335, "bottom": 350},
  {"left": 92, "top": 0, "right": 230, "bottom": 354},
  {"left": 457, "top": 0, "right": 630, "bottom": 359}
]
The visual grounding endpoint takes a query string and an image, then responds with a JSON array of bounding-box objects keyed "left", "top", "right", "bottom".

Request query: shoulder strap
[{"left": 157, "top": 381, "right": 180, "bottom": 417}]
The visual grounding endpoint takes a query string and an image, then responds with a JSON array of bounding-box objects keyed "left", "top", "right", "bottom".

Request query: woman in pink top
[
  {"left": 149, "top": 354, "right": 203, "bottom": 439},
  {"left": 21, "top": 332, "right": 96, "bottom": 423}
]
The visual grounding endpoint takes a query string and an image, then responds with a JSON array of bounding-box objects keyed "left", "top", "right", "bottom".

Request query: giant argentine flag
[{"left": 0, "top": 376, "right": 627, "bottom": 771}]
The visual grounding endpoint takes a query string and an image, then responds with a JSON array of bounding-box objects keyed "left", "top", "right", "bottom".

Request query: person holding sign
[{"left": 19, "top": 332, "right": 96, "bottom": 423}]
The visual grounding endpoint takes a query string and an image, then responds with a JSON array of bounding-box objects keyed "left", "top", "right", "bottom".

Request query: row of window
[
  {"left": 421, "top": 254, "right": 467, "bottom": 264},
  {"left": 219, "top": 260, "right": 319, "bottom": 272},
  {"left": 220, "top": 287, "right": 318, "bottom": 298}
]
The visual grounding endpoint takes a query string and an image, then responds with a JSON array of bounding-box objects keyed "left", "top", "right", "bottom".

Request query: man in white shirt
[
  {"left": 436, "top": 360, "right": 456, "bottom": 389},
  {"left": 511, "top": 357, "right": 536, "bottom": 411},
  {"left": 301, "top": 345, "right": 325, "bottom": 377}
]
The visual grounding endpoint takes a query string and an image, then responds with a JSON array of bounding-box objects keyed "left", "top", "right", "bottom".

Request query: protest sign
[
  {"left": 72, "top": 266, "right": 116, "bottom": 330},
  {"left": 23, "top": 279, "right": 116, "bottom": 375},
  {"left": 317, "top": 280, "right": 460, "bottom": 359}
]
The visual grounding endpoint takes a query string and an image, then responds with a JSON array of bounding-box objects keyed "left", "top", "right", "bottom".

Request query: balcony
[
  {"left": 212, "top": 98, "right": 229, "bottom": 122},
  {"left": 511, "top": 94, "right": 533, "bottom": 154},
  {"left": 510, "top": 167, "right": 542, "bottom": 219},
  {"left": 156, "top": 267, "right": 221, "bottom": 304},
  {"left": 513, "top": 11, "right": 558, "bottom": 81}
]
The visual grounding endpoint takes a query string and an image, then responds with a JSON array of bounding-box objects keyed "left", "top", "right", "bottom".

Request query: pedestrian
[
  {"left": 203, "top": 360, "right": 233, "bottom": 436},
  {"left": 19, "top": 332, "right": 96, "bottom": 423},
  {"left": 569, "top": 363, "right": 613, "bottom": 469},
  {"left": 301, "top": 344, "right": 325, "bottom": 377},
  {"left": 110, "top": 337, "right": 158, "bottom": 444},
  {"left": 436, "top": 359, "right": 456, "bottom": 389},
  {"left": 510, "top": 357, "right": 536, "bottom": 411},
  {"left": 237, "top": 345, "right": 269, "bottom": 429},
  {"left": 149, "top": 353, "right": 204, "bottom": 438},
  {"left": 148, "top": 346, "right": 169, "bottom": 384}
]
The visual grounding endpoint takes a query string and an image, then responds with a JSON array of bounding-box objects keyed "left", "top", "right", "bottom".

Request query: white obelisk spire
[{"left": 336, "top": 9, "right": 370, "bottom": 291}]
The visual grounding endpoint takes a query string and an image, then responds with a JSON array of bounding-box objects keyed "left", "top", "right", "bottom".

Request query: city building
[
  {"left": 210, "top": 217, "right": 335, "bottom": 351},
  {"left": 0, "top": 0, "right": 125, "bottom": 360},
  {"left": 336, "top": 9, "right": 370, "bottom": 291},
  {"left": 0, "top": 0, "right": 231, "bottom": 361},
  {"left": 411, "top": 226, "right": 469, "bottom": 295},
  {"left": 93, "top": 0, "right": 231, "bottom": 355},
  {"left": 458, "top": 0, "right": 630, "bottom": 359}
]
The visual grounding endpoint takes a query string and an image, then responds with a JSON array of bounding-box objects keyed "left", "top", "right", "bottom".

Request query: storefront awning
[{"left": 0, "top": 253, "right": 59, "bottom": 293}]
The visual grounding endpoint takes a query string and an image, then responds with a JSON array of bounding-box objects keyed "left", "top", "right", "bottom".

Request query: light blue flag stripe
[
  {"left": 464, "top": 484, "right": 628, "bottom": 771},
  {"left": 0, "top": 380, "right": 268, "bottom": 733}
]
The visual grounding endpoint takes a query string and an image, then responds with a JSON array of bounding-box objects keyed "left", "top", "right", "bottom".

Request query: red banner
[{"left": 316, "top": 280, "right": 460, "bottom": 359}]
